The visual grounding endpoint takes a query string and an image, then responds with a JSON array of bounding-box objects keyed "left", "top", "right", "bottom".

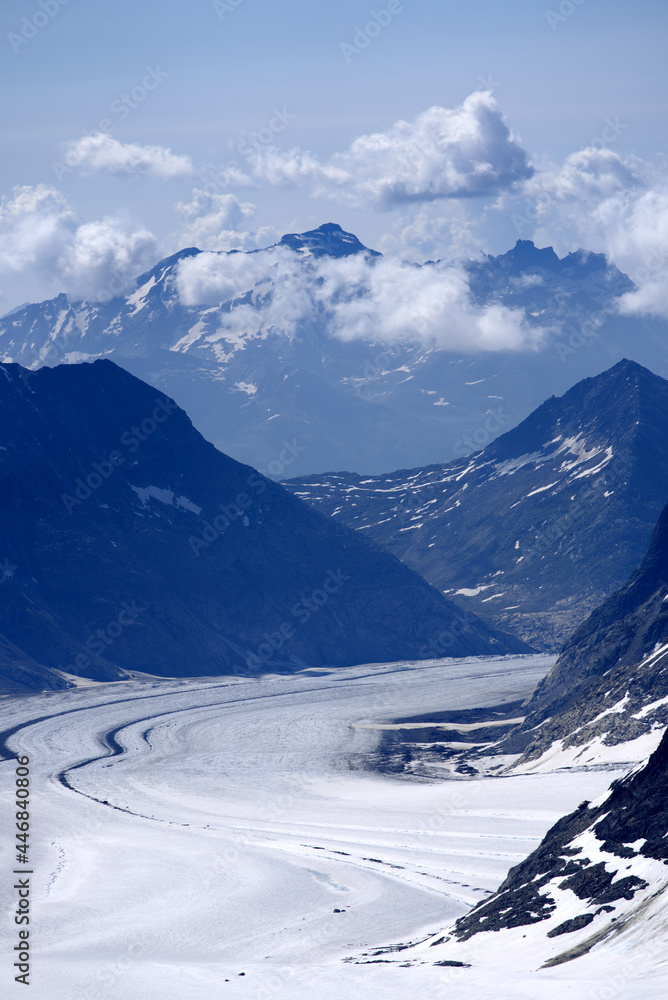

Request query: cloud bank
[{"left": 175, "top": 245, "right": 546, "bottom": 353}]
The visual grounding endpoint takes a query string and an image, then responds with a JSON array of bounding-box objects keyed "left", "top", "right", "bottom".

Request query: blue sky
[{"left": 1, "top": 0, "right": 667, "bottom": 311}]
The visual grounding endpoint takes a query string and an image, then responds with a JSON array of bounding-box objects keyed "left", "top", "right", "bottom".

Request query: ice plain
[{"left": 1, "top": 653, "right": 664, "bottom": 999}]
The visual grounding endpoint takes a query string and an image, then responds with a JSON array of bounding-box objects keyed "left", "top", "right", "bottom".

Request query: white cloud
[
  {"left": 176, "top": 245, "right": 292, "bottom": 307},
  {"left": 60, "top": 217, "right": 157, "bottom": 299},
  {"left": 175, "top": 244, "right": 545, "bottom": 352},
  {"left": 245, "top": 91, "right": 533, "bottom": 209},
  {"left": 524, "top": 147, "right": 642, "bottom": 204},
  {"left": 0, "top": 184, "right": 157, "bottom": 300},
  {"left": 248, "top": 147, "right": 347, "bottom": 193},
  {"left": 174, "top": 190, "right": 276, "bottom": 251},
  {"left": 62, "top": 133, "right": 193, "bottom": 179},
  {"left": 317, "top": 254, "right": 544, "bottom": 350},
  {"left": 609, "top": 188, "right": 668, "bottom": 317},
  {"left": 376, "top": 203, "right": 484, "bottom": 263},
  {"left": 0, "top": 185, "right": 74, "bottom": 275},
  {"left": 511, "top": 147, "right": 668, "bottom": 317}
]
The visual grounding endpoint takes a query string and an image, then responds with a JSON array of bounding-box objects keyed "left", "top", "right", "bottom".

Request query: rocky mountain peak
[
  {"left": 276, "top": 222, "right": 381, "bottom": 258},
  {"left": 500, "top": 239, "right": 562, "bottom": 271},
  {"left": 484, "top": 357, "right": 664, "bottom": 464},
  {"left": 134, "top": 246, "right": 202, "bottom": 289}
]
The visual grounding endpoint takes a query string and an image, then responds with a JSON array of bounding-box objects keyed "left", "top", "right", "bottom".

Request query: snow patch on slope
[{"left": 130, "top": 484, "right": 202, "bottom": 514}]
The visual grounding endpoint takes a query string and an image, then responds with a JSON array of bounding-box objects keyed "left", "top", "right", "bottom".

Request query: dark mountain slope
[
  {"left": 508, "top": 499, "right": 668, "bottom": 764},
  {"left": 0, "top": 360, "right": 526, "bottom": 693}
]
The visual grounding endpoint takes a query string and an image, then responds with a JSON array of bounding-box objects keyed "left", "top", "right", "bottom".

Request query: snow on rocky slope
[
  {"left": 286, "top": 359, "right": 668, "bottom": 648},
  {"left": 506, "top": 497, "right": 668, "bottom": 767},
  {"left": 416, "top": 726, "right": 668, "bottom": 977}
]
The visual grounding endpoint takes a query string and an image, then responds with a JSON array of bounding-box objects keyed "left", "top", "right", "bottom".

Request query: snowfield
[{"left": 1, "top": 654, "right": 664, "bottom": 999}]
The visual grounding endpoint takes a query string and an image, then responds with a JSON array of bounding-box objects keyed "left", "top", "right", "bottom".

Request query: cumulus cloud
[
  {"left": 176, "top": 245, "right": 292, "bottom": 307},
  {"left": 607, "top": 188, "right": 668, "bottom": 317},
  {"left": 0, "top": 185, "right": 75, "bottom": 275},
  {"left": 376, "top": 203, "right": 484, "bottom": 263},
  {"left": 174, "top": 190, "right": 276, "bottom": 251},
  {"left": 524, "top": 147, "right": 642, "bottom": 204},
  {"left": 318, "top": 255, "right": 543, "bottom": 350},
  {"left": 248, "top": 148, "right": 347, "bottom": 192},
  {"left": 244, "top": 91, "right": 532, "bottom": 209},
  {"left": 60, "top": 217, "right": 157, "bottom": 298},
  {"left": 175, "top": 245, "right": 545, "bottom": 352},
  {"left": 511, "top": 147, "right": 668, "bottom": 317},
  {"left": 62, "top": 133, "right": 193, "bottom": 179},
  {"left": 0, "top": 184, "right": 157, "bottom": 300}
]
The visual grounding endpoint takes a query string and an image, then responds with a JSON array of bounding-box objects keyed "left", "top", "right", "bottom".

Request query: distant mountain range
[
  {"left": 0, "top": 359, "right": 527, "bottom": 693},
  {"left": 286, "top": 360, "right": 668, "bottom": 648},
  {"left": 2, "top": 224, "right": 667, "bottom": 478}
]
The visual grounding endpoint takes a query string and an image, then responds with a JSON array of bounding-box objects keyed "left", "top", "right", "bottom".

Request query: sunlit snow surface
[{"left": 1, "top": 655, "right": 665, "bottom": 999}]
